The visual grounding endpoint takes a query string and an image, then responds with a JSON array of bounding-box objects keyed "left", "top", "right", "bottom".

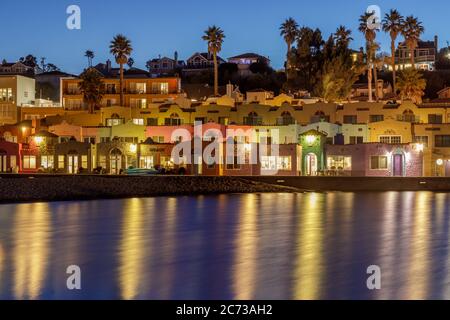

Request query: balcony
[
  {"left": 397, "top": 114, "right": 420, "bottom": 123},
  {"left": 276, "top": 117, "right": 296, "bottom": 126},
  {"left": 64, "top": 89, "right": 81, "bottom": 95}
]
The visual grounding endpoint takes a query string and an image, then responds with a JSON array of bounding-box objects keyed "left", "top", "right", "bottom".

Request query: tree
[
  {"left": 382, "top": 9, "right": 404, "bottom": 93},
  {"left": 85, "top": 50, "right": 95, "bottom": 68},
  {"left": 280, "top": 18, "right": 299, "bottom": 81},
  {"left": 396, "top": 68, "right": 426, "bottom": 103},
  {"left": 20, "top": 54, "right": 38, "bottom": 67},
  {"left": 202, "top": 25, "right": 225, "bottom": 96},
  {"left": 359, "top": 12, "right": 378, "bottom": 102},
  {"left": 127, "top": 57, "right": 135, "bottom": 68},
  {"left": 110, "top": 34, "right": 133, "bottom": 107},
  {"left": 334, "top": 25, "right": 353, "bottom": 51},
  {"left": 44, "top": 63, "right": 60, "bottom": 72},
  {"left": 401, "top": 16, "right": 424, "bottom": 69},
  {"left": 79, "top": 68, "right": 104, "bottom": 114}
]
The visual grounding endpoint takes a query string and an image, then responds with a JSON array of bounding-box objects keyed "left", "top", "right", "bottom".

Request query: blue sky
[{"left": 0, "top": 0, "right": 448, "bottom": 74}]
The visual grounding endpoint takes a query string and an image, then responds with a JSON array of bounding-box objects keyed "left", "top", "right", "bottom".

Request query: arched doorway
[
  {"left": 110, "top": 148, "right": 123, "bottom": 174},
  {"left": 0, "top": 149, "right": 6, "bottom": 172},
  {"left": 305, "top": 153, "right": 317, "bottom": 176},
  {"left": 402, "top": 109, "right": 416, "bottom": 123},
  {"left": 68, "top": 151, "right": 78, "bottom": 174}
]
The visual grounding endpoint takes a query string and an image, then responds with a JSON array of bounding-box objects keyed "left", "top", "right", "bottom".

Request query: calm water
[{"left": 0, "top": 192, "right": 450, "bottom": 300}]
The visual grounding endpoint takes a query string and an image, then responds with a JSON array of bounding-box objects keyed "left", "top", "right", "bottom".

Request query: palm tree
[
  {"left": 280, "top": 18, "right": 299, "bottom": 80},
  {"left": 127, "top": 57, "right": 134, "bottom": 68},
  {"left": 396, "top": 68, "right": 426, "bottom": 103},
  {"left": 334, "top": 25, "right": 353, "bottom": 50},
  {"left": 109, "top": 34, "right": 133, "bottom": 107},
  {"left": 359, "top": 12, "right": 377, "bottom": 102},
  {"left": 401, "top": 16, "right": 425, "bottom": 69},
  {"left": 202, "top": 25, "right": 225, "bottom": 96},
  {"left": 382, "top": 9, "right": 404, "bottom": 94},
  {"left": 79, "top": 68, "right": 104, "bottom": 114},
  {"left": 84, "top": 50, "right": 95, "bottom": 68}
]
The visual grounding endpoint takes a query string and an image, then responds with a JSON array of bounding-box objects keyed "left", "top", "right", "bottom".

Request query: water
[{"left": 0, "top": 192, "right": 450, "bottom": 300}]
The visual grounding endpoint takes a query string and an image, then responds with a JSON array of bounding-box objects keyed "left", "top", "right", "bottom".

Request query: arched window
[
  {"left": 244, "top": 112, "right": 261, "bottom": 125},
  {"left": 311, "top": 110, "right": 329, "bottom": 123},
  {"left": 402, "top": 109, "right": 416, "bottom": 123},
  {"left": 165, "top": 113, "right": 182, "bottom": 126},
  {"left": 279, "top": 111, "right": 295, "bottom": 125}
]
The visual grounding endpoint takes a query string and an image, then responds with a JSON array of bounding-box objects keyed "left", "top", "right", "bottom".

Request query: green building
[{"left": 299, "top": 129, "right": 327, "bottom": 176}]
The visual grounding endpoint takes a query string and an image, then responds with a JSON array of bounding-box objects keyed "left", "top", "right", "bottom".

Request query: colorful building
[{"left": 325, "top": 143, "right": 423, "bottom": 177}]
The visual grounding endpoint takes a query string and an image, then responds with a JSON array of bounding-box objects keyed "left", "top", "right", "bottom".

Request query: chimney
[{"left": 106, "top": 59, "right": 112, "bottom": 72}]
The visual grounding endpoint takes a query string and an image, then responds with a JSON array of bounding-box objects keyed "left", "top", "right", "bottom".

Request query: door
[
  {"left": 393, "top": 154, "right": 404, "bottom": 176},
  {"left": 110, "top": 149, "right": 122, "bottom": 174},
  {"left": 445, "top": 161, "right": 450, "bottom": 177},
  {"left": 0, "top": 155, "right": 6, "bottom": 172},
  {"left": 305, "top": 153, "right": 317, "bottom": 176},
  {"left": 68, "top": 155, "right": 78, "bottom": 174}
]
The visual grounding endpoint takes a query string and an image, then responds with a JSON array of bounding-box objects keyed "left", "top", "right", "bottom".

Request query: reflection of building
[{"left": 395, "top": 36, "right": 438, "bottom": 71}]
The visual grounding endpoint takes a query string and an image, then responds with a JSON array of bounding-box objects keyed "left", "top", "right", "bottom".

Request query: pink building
[{"left": 325, "top": 143, "right": 423, "bottom": 177}]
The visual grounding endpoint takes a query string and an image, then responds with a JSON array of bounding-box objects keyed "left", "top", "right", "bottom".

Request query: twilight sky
[{"left": 0, "top": 0, "right": 448, "bottom": 74}]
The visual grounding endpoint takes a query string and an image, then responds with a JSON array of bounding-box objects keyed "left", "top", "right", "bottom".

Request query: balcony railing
[
  {"left": 397, "top": 114, "right": 420, "bottom": 123},
  {"left": 276, "top": 117, "right": 296, "bottom": 126},
  {"left": 243, "top": 117, "right": 263, "bottom": 126}
]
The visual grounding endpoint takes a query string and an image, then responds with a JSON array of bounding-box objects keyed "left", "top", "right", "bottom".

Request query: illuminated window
[
  {"left": 151, "top": 82, "right": 169, "bottom": 94},
  {"left": 23, "top": 155, "right": 36, "bottom": 169},
  {"left": 0, "top": 88, "right": 13, "bottom": 102},
  {"left": 379, "top": 136, "right": 401, "bottom": 144},
  {"left": 140, "top": 156, "right": 154, "bottom": 169},
  {"left": 81, "top": 155, "right": 88, "bottom": 169},
  {"left": 40, "top": 155, "right": 54, "bottom": 169},
  {"left": 58, "top": 155, "right": 65, "bottom": 169},
  {"left": 132, "top": 118, "right": 144, "bottom": 125},
  {"left": 370, "top": 156, "right": 388, "bottom": 170},
  {"left": 99, "top": 156, "right": 107, "bottom": 169},
  {"left": 261, "top": 156, "right": 292, "bottom": 170},
  {"left": 413, "top": 136, "right": 429, "bottom": 147},
  {"left": 327, "top": 156, "right": 352, "bottom": 170}
]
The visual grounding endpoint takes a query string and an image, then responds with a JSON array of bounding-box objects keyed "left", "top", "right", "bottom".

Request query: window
[
  {"left": 130, "top": 98, "right": 147, "bottom": 108},
  {"left": 151, "top": 82, "right": 169, "bottom": 94},
  {"left": 99, "top": 156, "right": 107, "bottom": 169},
  {"left": 414, "top": 136, "right": 429, "bottom": 147},
  {"left": 165, "top": 113, "right": 182, "bottom": 126},
  {"left": 10, "top": 155, "right": 16, "bottom": 169},
  {"left": 135, "top": 83, "right": 146, "bottom": 94},
  {"left": 132, "top": 118, "right": 144, "bottom": 125},
  {"left": 343, "top": 115, "right": 357, "bottom": 124},
  {"left": 370, "top": 115, "right": 384, "bottom": 123},
  {"left": 428, "top": 114, "right": 443, "bottom": 124},
  {"left": 370, "top": 156, "right": 388, "bottom": 170},
  {"left": 58, "top": 155, "right": 65, "bottom": 169},
  {"left": 379, "top": 135, "right": 402, "bottom": 144},
  {"left": 0, "top": 88, "right": 13, "bottom": 101},
  {"left": 226, "top": 156, "right": 241, "bottom": 170},
  {"left": 151, "top": 136, "right": 164, "bottom": 143},
  {"left": 195, "top": 117, "right": 207, "bottom": 124},
  {"left": 84, "top": 137, "right": 96, "bottom": 144},
  {"left": 435, "top": 135, "right": 450, "bottom": 148},
  {"left": 349, "top": 136, "right": 364, "bottom": 144},
  {"left": 218, "top": 117, "right": 229, "bottom": 125},
  {"left": 106, "top": 118, "right": 124, "bottom": 126},
  {"left": 140, "top": 156, "right": 154, "bottom": 169},
  {"left": 41, "top": 155, "right": 54, "bottom": 169},
  {"left": 147, "top": 118, "right": 158, "bottom": 126},
  {"left": 23, "top": 155, "right": 36, "bottom": 169},
  {"left": 81, "top": 155, "right": 88, "bottom": 169},
  {"left": 261, "top": 156, "right": 292, "bottom": 171},
  {"left": 327, "top": 156, "right": 352, "bottom": 170}
]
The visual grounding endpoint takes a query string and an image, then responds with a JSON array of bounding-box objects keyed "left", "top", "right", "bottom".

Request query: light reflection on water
[{"left": 0, "top": 192, "right": 450, "bottom": 300}]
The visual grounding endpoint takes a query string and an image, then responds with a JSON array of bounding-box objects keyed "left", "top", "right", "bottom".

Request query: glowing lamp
[
  {"left": 436, "top": 159, "right": 444, "bottom": 166},
  {"left": 34, "top": 136, "right": 44, "bottom": 144},
  {"left": 415, "top": 143, "right": 424, "bottom": 152},
  {"left": 305, "top": 135, "right": 316, "bottom": 145},
  {"left": 129, "top": 144, "right": 137, "bottom": 153}
]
